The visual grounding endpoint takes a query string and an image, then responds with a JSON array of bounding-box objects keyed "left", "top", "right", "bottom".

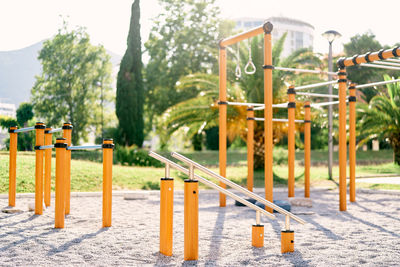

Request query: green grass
[{"left": 0, "top": 149, "right": 399, "bottom": 193}]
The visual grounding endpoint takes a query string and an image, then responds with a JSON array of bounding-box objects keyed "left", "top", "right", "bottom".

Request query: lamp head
[{"left": 322, "top": 30, "right": 341, "bottom": 43}]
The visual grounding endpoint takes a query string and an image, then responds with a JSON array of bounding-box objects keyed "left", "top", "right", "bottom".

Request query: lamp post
[{"left": 322, "top": 30, "right": 341, "bottom": 180}]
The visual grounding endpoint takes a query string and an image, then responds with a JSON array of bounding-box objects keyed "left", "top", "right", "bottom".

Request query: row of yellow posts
[{"left": 8, "top": 122, "right": 114, "bottom": 228}]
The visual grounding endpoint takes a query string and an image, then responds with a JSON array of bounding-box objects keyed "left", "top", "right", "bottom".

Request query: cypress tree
[{"left": 116, "top": 0, "right": 144, "bottom": 147}]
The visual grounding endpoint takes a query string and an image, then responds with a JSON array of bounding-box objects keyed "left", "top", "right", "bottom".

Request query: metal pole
[{"left": 328, "top": 41, "right": 333, "bottom": 180}]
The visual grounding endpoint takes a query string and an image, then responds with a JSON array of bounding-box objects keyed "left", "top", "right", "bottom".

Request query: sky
[{"left": 0, "top": 0, "right": 399, "bottom": 57}]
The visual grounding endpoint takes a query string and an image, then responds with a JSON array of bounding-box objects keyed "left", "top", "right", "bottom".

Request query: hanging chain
[
  {"left": 244, "top": 38, "right": 256, "bottom": 75},
  {"left": 235, "top": 43, "right": 241, "bottom": 79}
]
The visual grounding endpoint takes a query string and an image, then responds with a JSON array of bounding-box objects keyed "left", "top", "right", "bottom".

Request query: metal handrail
[
  {"left": 294, "top": 80, "right": 338, "bottom": 91},
  {"left": 355, "top": 78, "right": 400, "bottom": 89},
  {"left": 48, "top": 128, "right": 62, "bottom": 134},
  {"left": 170, "top": 152, "right": 306, "bottom": 225},
  {"left": 252, "top": 118, "right": 305, "bottom": 123},
  {"left": 38, "top": 145, "right": 54, "bottom": 150},
  {"left": 67, "top": 145, "right": 102, "bottom": 150},
  {"left": 148, "top": 151, "right": 275, "bottom": 221},
  {"left": 14, "top": 126, "right": 35, "bottom": 133},
  {"left": 296, "top": 92, "right": 339, "bottom": 98}
]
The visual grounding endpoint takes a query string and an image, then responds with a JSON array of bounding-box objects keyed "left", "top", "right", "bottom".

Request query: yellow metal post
[
  {"left": 34, "top": 122, "right": 45, "bottom": 215},
  {"left": 8, "top": 126, "right": 18, "bottom": 207},
  {"left": 247, "top": 107, "right": 254, "bottom": 192},
  {"left": 102, "top": 139, "right": 114, "bottom": 227},
  {"left": 264, "top": 22, "right": 274, "bottom": 213},
  {"left": 62, "top": 122, "right": 72, "bottom": 215},
  {"left": 184, "top": 180, "right": 199, "bottom": 261},
  {"left": 44, "top": 127, "right": 52, "bottom": 207},
  {"left": 55, "top": 138, "right": 67, "bottom": 228},
  {"left": 160, "top": 170, "right": 174, "bottom": 256},
  {"left": 304, "top": 102, "right": 311, "bottom": 198},
  {"left": 338, "top": 69, "right": 347, "bottom": 211},
  {"left": 287, "top": 86, "right": 296, "bottom": 197},
  {"left": 349, "top": 84, "right": 357, "bottom": 202},
  {"left": 218, "top": 46, "right": 227, "bottom": 207}
]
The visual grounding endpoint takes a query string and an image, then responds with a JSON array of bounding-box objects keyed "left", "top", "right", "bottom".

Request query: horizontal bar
[
  {"left": 253, "top": 102, "right": 288, "bottom": 110},
  {"left": 226, "top": 101, "right": 264, "bottom": 107},
  {"left": 170, "top": 152, "right": 306, "bottom": 225},
  {"left": 338, "top": 47, "right": 400, "bottom": 67},
  {"left": 148, "top": 152, "right": 275, "bottom": 220},
  {"left": 311, "top": 100, "right": 347, "bottom": 107},
  {"left": 296, "top": 92, "right": 339, "bottom": 98},
  {"left": 14, "top": 126, "right": 35, "bottom": 133},
  {"left": 384, "top": 59, "right": 400, "bottom": 63},
  {"left": 48, "top": 128, "right": 62, "bottom": 134},
  {"left": 253, "top": 118, "right": 305, "bottom": 123},
  {"left": 360, "top": 63, "right": 400, "bottom": 71},
  {"left": 67, "top": 145, "right": 102, "bottom": 150},
  {"left": 294, "top": 80, "right": 338, "bottom": 91},
  {"left": 38, "top": 145, "right": 54, "bottom": 150},
  {"left": 219, "top": 25, "right": 264, "bottom": 47},
  {"left": 355, "top": 78, "right": 400, "bottom": 89},
  {"left": 274, "top": 66, "right": 337, "bottom": 76},
  {"left": 373, "top": 61, "right": 400, "bottom": 67}
]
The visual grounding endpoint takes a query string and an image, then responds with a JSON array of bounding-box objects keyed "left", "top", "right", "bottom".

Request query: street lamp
[{"left": 322, "top": 30, "right": 341, "bottom": 180}]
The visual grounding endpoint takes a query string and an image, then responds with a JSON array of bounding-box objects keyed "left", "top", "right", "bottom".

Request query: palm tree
[{"left": 358, "top": 75, "right": 400, "bottom": 164}]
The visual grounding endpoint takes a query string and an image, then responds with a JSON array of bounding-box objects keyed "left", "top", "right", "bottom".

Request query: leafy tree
[
  {"left": 358, "top": 75, "right": 400, "bottom": 164},
  {"left": 116, "top": 0, "right": 144, "bottom": 147},
  {"left": 16, "top": 102, "right": 33, "bottom": 127},
  {"left": 144, "top": 0, "right": 221, "bottom": 122},
  {"left": 31, "top": 21, "right": 113, "bottom": 145}
]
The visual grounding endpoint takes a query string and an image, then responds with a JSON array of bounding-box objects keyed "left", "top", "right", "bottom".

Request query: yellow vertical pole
[
  {"left": 263, "top": 22, "right": 274, "bottom": 213},
  {"left": 287, "top": 86, "right": 296, "bottom": 198},
  {"left": 349, "top": 84, "right": 357, "bottom": 202},
  {"left": 102, "top": 139, "right": 114, "bottom": 227},
  {"left": 55, "top": 138, "right": 67, "bottom": 228},
  {"left": 304, "top": 101, "right": 311, "bottom": 198},
  {"left": 338, "top": 69, "right": 347, "bottom": 211},
  {"left": 62, "top": 122, "right": 72, "bottom": 215},
  {"left": 44, "top": 127, "right": 52, "bottom": 207},
  {"left": 247, "top": 107, "right": 254, "bottom": 192},
  {"left": 8, "top": 126, "right": 18, "bottom": 207},
  {"left": 184, "top": 179, "right": 199, "bottom": 261},
  {"left": 218, "top": 45, "right": 227, "bottom": 207},
  {"left": 34, "top": 122, "right": 45, "bottom": 215},
  {"left": 160, "top": 165, "right": 174, "bottom": 256}
]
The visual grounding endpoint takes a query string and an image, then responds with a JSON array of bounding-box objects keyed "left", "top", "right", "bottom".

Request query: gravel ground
[{"left": 0, "top": 188, "right": 399, "bottom": 266}]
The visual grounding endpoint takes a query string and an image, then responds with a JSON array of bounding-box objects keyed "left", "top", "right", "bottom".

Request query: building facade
[{"left": 0, "top": 101, "right": 16, "bottom": 149}]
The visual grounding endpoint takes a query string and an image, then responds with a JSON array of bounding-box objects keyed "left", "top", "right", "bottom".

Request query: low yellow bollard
[
  {"left": 62, "top": 122, "right": 73, "bottom": 215},
  {"left": 55, "top": 138, "right": 67, "bottom": 228},
  {"left": 160, "top": 177, "right": 174, "bottom": 256},
  {"left": 184, "top": 179, "right": 198, "bottom": 261},
  {"left": 287, "top": 86, "right": 296, "bottom": 198},
  {"left": 281, "top": 230, "right": 294, "bottom": 253},
  {"left": 34, "top": 122, "right": 45, "bottom": 215},
  {"left": 252, "top": 225, "right": 264, "bottom": 247},
  {"left": 102, "top": 139, "right": 114, "bottom": 228},
  {"left": 304, "top": 101, "right": 311, "bottom": 198},
  {"left": 247, "top": 107, "right": 254, "bottom": 192},
  {"left": 44, "top": 127, "right": 52, "bottom": 207},
  {"left": 8, "top": 126, "right": 18, "bottom": 207}
]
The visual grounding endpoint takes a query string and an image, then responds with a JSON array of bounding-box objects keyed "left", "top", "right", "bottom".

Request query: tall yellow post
[
  {"left": 44, "top": 127, "right": 52, "bottom": 207},
  {"left": 34, "top": 122, "right": 45, "bottom": 215},
  {"left": 304, "top": 102, "right": 311, "bottom": 198},
  {"left": 218, "top": 45, "right": 227, "bottom": 207},
  {"left": 338, "top": 69, "right": 347, "bottom": 211},
  {"left": 160, "top": 167, "right": 174, "bottom": 256},
  {"left": 287, "top": 86, "right": 296, "bottom": 197},
  {"left": 263, "top": 22, "right": 274, "bottom": 213},
  {"left": 8, "top": 126, "right": 18, "bottom": 207},
  {"left": 349, "top": 84, "right": 357, "bottom": 202},
  {"left": 102, "top": 139, "right": 114, "bottom": 227},
  {"left": 247, "top": 107, "right": 254, "bottom": 192},
  {"left": 62, "top": 122, "right": 73, "bottom": 215},
  {"left": 184, "top": 180, "right": 199, "bottom": 261},
  {"left": 55, "top": 138, "right": 67, "bottom": 228}
]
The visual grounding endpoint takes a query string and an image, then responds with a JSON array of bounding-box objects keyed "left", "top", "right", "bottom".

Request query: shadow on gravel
[
  {"left": 353, "top": 202, "right": 400, "bottom": 222},
  {"left": 0, "top": 213, "right": 39, "bottom": 228},
  {"left": 204, "top": 209, "right": 226, "bottom": 265},
  {"left": 306, "top": 217, "right": 344, "bottom": 240},
  {"left": 47, "top": 227, "right": 109, "bottom": 255}
]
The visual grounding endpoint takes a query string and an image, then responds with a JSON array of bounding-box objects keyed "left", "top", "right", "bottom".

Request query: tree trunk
[{"left": 390, "top": 133, "right": 400, "bottom": 165}]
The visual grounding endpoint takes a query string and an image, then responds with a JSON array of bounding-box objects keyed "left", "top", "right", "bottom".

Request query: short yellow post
[
  {"left": 338, "top": 69, "right": 347, "bottom": 211},
  {"left": 287, "top": 86, "right": 296, "bottom": 198},
  {"left": 247, "top": 107, "right": 254, "bottom": 192},
  {"left": 62, "top": 122, "right": 73, "bottom": 215},
  {"left": 281, "top": 230, "right": 294, "bottom": 253},
  {"left": 304, "top": 102, "right": 311, "bottom": 198},
  {"left": 8, "top": 126, "right": 18, "bottom": 207},
  {"left": 102, "top": 139, "right": 114, "bottom": 228},
  {"left": 349, "top": 84, "right": 357, "bottom": 202},
  {"left": 44, "top": 127, "right": 52, "bottom": 207},
  {"left": 263, "top": 21, "right": 274, "bottom": 213},
  {"left": 55, "top": 138, "right": 67, "bottom": 228},
  {"left": 218, "top": 46, "right": 227, "bottom": 207},
  {"left": 252, "top": 225, "right": 264, "bottom": 247},
  {"left": 184, "top": 179, "right": 198, "bottom": 261},
  {"left": 160, "top": 163, "right": 174, "bottom": 256},
  {"left": 35, "top": 122, "right": 45, "bottom": 215}
]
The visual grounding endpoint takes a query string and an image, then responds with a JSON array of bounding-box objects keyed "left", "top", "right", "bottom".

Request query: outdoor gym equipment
[{"left": 149, "top": 151, "right": 306, "bottom": 259}]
